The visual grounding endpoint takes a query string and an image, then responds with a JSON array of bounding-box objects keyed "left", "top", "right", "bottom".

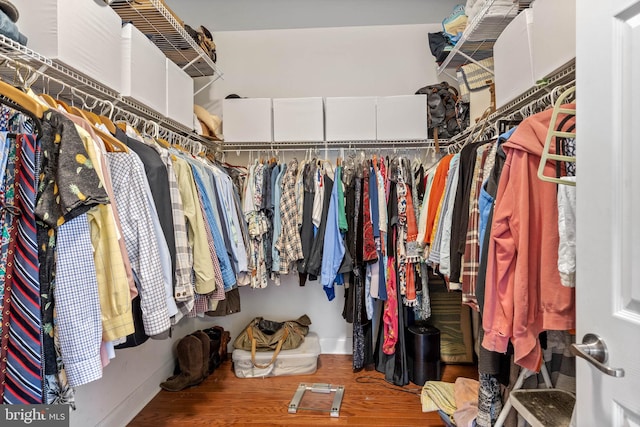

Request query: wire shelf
[
  {"left": 446, "top": 59, "right": 576, "bottom": 147},
  {"left": 110, "top": 0, "right": 223, "bottom": 80},
  {"left": 0, "top": 35, "right": 221, "bottom": 152},
  {"left": 437, "top": 0, "right": 532, "bottom": 74},
  {"left": 222, "top": 139, "right": 444, "bottom": 152}
]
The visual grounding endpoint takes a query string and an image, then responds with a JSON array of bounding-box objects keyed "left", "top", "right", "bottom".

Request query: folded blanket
[
  {"left": 453, "top": 377, "right": 480, "bottom": 427},
  {"left": 421, "top": 381, "right": 457, "bottom": 415}
]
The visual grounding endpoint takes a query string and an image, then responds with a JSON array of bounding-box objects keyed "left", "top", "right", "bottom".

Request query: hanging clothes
[
  {"left": 460, "top": 142, "right": 493, "bottom": 308},
  {"left": 482, "top": 106, "right": 576, "bottom": 371},
  {"left": 307, "top": 169, "right": 333, "bottom": 279},
  {"left": 320, "top": 165, "right": 346, "bottom": 300},
  {"left": 449, "top": 142, "right": 484, "bottom": 286},
  {"left": 275, "top": 158, "right": 303, "bottom": 275}
]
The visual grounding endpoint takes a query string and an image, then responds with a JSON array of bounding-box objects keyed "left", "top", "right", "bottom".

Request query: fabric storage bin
[
  {"left": 376, "top": 95, "right": 428, "bottom": 140},
  {"left": 494, "top": 9, "right": 535, "bottom": 108},
  {"left": 11, "top": 0, "right": 122, "bottom": 93},
  {"left": 121, "top": 23, "right": 168, "bottom": 115},
  {"left": 273, "top": 97, "right": 324, "bottom": 142},
  {"left": 166, "top": 59, "right": 194, "bottom": 129},
  {"left": 232, "top": 332, "right": 321, "bottom": 378},
  {"left": 223, "top": 98, "right": 273, "bottom": 143},
  {"left": 325, "top": 97, "right": 377, "bottom": 141},
  {"left": 532, "top": 0, "right": 576, "bottom": 80}
]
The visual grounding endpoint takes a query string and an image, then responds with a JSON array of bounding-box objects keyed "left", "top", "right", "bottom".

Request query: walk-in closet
[{"left": 0, "top": 1, "right": 637, "bottom": 426}]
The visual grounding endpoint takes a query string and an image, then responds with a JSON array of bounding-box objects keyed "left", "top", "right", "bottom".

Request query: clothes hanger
[
  {"left": 79, "top": 96, "right": 103, "bottom": 126},
  {"left": 64, "top": 91, "right": 128, "bottom": 153},
  {"left": 0, "top": 79, "right": 46, "bottom": 119},
  {"left": 39, "top": 93, "right": 58, "bottom": 109}
]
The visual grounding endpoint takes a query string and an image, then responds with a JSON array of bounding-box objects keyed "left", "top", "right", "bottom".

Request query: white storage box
[
  {"left": 494, "top": 9, "right": 535, "bottom": 108},
  {"left": 12, "top": 0, "right": 122, "bottom": 93},
  {"left": 325, "top": 97, "right": 377, "bottom": 141},
  {"left": 223, "top": 98, "right": 273, "bottom": 143},
  {"left": 376, "top": 95, "right": 428, "bottom": 140},
  {"left": 166, "top": 59, "right": 194, "bottom": 129},
  {"left": 121, "top": 24, "right": 168, "bottom": 115},
  {"left": 470, "top": 86, "right": 493, "bottom": 124},
  {"left": 532, "top": 0, "right": 576, "bottom": 80},
  {"left": 232, "top": 332, "right": 321, "bottom": 378},
  {"left": 273, "top": 98, "right": 324, "bottom": 142}
]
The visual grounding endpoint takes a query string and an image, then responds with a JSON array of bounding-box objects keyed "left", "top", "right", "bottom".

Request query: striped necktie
[{"left": 3, "top": 134, "right": 43, "bottom": 404}]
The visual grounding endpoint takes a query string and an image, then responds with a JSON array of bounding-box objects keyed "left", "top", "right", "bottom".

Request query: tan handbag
[{"left": 233, "top": 315, "right": 311, "bottom": 369}]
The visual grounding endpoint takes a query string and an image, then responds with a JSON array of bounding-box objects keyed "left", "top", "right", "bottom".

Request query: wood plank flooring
[{"left": 129, "top": 355, "right": 478, "bottom": 426}]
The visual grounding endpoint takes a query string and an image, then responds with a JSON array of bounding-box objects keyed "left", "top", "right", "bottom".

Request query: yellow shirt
[
  {"left": 75, "top": 126, "right": 134, "bottom": 341},
  {"left": 173, "top": 156, "right": 217, "bottom": 294}
]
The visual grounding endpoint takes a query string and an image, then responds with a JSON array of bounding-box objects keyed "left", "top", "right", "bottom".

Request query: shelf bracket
[
  {"left": 194, "top": 72, "right": 225, "bottom": 97},
  {"left": 454, "top": 51, "right": 495, "bottom": 75}
]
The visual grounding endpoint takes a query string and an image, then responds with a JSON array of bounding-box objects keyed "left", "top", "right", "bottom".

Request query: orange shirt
[{"left": 424, "top": 154, "right": 454, "bottom": 244}]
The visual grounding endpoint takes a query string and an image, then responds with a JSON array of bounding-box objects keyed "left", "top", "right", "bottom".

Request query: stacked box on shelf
[
  {"left": 532, "top": 0, "right": 576, "bottom": 80},
  {"left": 325, "top": 97, "right": 377, "bottom": 142},
  {"left": 11, "top": 0, "right": 122, "bottom": 93},
  {"left": 376, "top": 95, "right": 428, "bottom": 140},
  {"left": 273, "top": 97, "right": 324, "bottom": 142},
  {"left": 121, "top": 23, "right": 168, "bottom": 116},
  {"left": 222, "top": 98, "right": 273, "bottom": 143},
  {"left": 494, "top": 9, "right": 535, "bottom": 108},
  {"left": 166, "top": 59, "right": 194, "bottom": 129}
]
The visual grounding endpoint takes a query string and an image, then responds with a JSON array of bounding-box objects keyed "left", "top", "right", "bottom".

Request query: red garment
[
  {"left": 405, "top": 183, "right": 418, "bottom": 243},
  {"left": 383, "top": 256, "right": 398, "bottom": 355},
  {"left": 482, "top": 106, "right": 576, "bottom": 371},
  {"left": 362, "top": 164, "right": 378, "bottom": 262}
]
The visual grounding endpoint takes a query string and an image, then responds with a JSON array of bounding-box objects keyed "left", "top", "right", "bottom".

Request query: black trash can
[{"left": 406, "top": 325, "right": 441, "bottom": 386}]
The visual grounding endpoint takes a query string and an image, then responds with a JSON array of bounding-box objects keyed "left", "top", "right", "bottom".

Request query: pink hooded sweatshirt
[{"left": 482, "top": 106, "right": 576, "bottom": 371}]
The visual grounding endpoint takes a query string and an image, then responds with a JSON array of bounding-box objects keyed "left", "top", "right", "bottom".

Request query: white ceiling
[{"left": 164, "top": 0, "right": 461, "bottom": 32}]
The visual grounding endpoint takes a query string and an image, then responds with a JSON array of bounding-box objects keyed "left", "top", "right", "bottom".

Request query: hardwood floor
[{"left": 129, "top": 355, "right": 478, "bottom": 426}]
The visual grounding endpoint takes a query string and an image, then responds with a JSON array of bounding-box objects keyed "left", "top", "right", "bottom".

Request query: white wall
[
  {"left": 195, "top": 24, "right": 455, "bottom": 116},
  {"left": 166, "top": 0, "right": 461, "bottom": 31}
]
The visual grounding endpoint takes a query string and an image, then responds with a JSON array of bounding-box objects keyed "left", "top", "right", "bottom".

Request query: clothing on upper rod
[{"left": 0, "top": 81, "right": 252, "bottom": 408}]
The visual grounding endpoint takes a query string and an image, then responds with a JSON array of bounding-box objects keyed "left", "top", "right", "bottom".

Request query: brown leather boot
[
  {"left": 160, "top": 335, "right": 204, "bottom": 392},
  {"left": 202, "top": 327, "right": 222, "bottom": 374},
  {"left": 191, "top": 331, "right": 211, "bottom": 380},
  {"left": 214, "top": 326, "right": 231, "bottom": 362}
]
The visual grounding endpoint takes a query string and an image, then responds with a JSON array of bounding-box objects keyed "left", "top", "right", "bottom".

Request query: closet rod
[{"left": 223, "top": 140, "right": 439, "bottom": 152}]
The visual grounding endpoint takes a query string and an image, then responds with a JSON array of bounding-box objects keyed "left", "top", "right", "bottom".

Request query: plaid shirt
[
  {"left": 275, "top": 159, "right": 303, "bottom": 274},
  {"left": 157, "top": 149, "right": 195, "bottom": 317},
  {"left": 55, "top": 214, "right": 103, "bottom": 387},
  {"left": 461, "top": 143, "right": 492, "bottom": 308},
  {"left": 107, "top": 152, "right": 171, "bottom": 336}
]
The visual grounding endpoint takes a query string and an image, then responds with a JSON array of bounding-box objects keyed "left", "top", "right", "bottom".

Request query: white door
[{"left": 576, "top": 1, "right": 640, "bottom": 426}]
